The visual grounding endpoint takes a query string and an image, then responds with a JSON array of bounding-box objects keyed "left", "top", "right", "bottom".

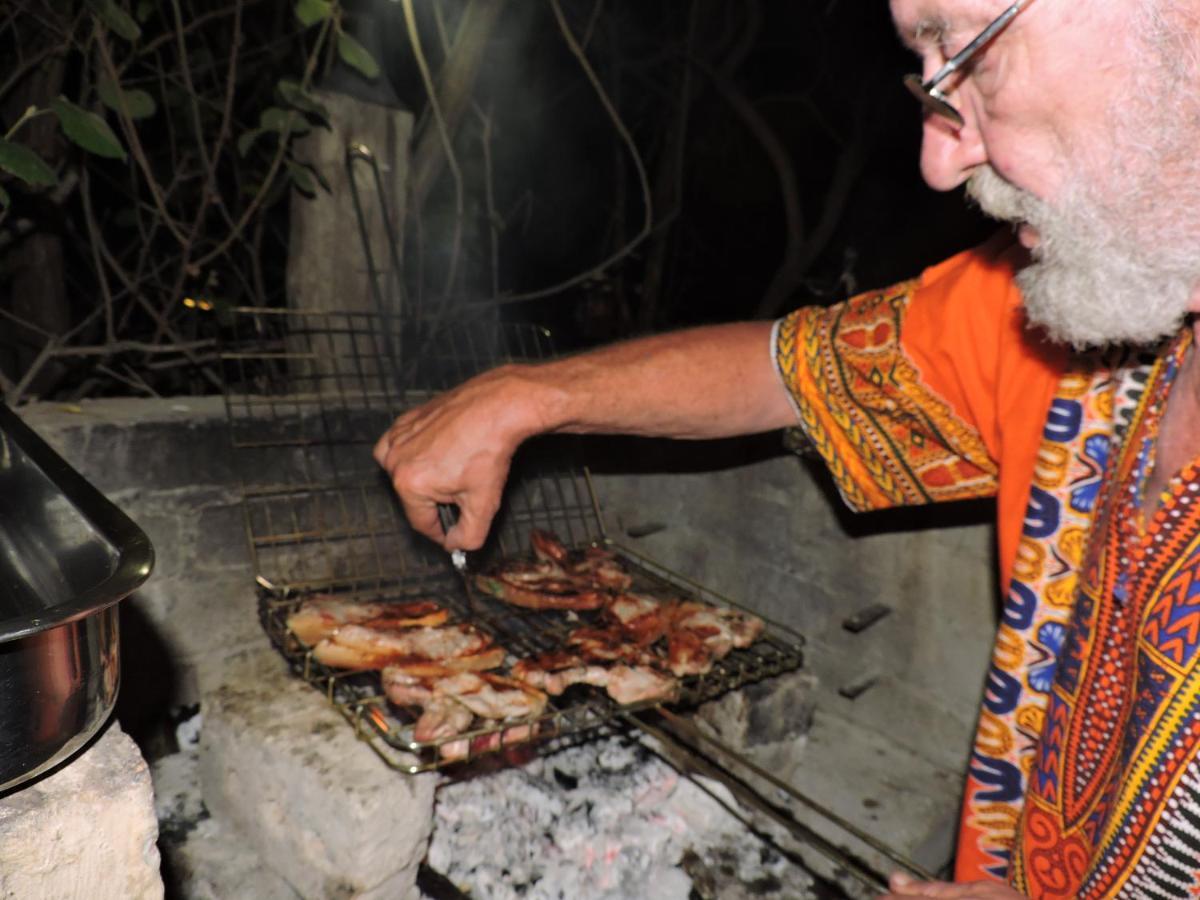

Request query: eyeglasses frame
[{"left": 903, "top": 0, "right": 1031, "bottom": 127}]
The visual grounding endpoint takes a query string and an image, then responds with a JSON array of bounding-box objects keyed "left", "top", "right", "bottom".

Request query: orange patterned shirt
[{"left": 774, "top": 235, "right": 1200, "bottom": 894}]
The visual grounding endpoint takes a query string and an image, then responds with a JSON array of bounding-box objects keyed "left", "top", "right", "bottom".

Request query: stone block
[
  {"left": 0, "top": 722, "right": 162, "bottom": 900},
  {"left": 199, "top": 646, "right": 435, "bottom": 900},
  {"left": 152, "top": 749, "right": 301, "bottom": 900},
  {"left": 697, "top": 670, "right": 818, "bottom": 749}
]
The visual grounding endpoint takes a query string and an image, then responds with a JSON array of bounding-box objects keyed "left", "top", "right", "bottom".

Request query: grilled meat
[
  {"left": 378, "top": 646, "right": 507, "bottom": 679},
  {"left": 383, "top": 669, "right": 548, "bottom": 754},
  {"left": 513, "top": 653, "right": 678, "bottom": 705},
  {"left": 474, "top": 574, "right": 607, "bottom": 611},
  {"left": 286, "top": 595, "right": 448, "bottom": 646},
  {"left": 666, "top": 602, "right": 765, "bottom": 676},
  {"left": 476, "top": 531, "right": 633, "bottom": 610},
  {"left": 530, "top": 528, "right": 570, "bottom": 565},
  {"left": 605, "top": 593, "right": 676, "bottom": 646},
  {"left": 312, "top": 622, "right": 493, "bottom": 670},
  {"left": 413, "top": 695, "right": 475, "bottom": 743}
]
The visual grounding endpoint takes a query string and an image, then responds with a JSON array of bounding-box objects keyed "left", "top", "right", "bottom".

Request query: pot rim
[{"left": 0, "top": 404, "right": 153, "bottom": 643}]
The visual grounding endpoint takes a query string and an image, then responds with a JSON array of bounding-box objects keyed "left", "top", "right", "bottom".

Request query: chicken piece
[
  {"left": 380, "top": 646, "right": 506, "bottom": 679},
  {"left": 606, "top": 593, "right": 677, "bottom": 646},
  {"left": 431, "top": 673, "right": 548, "bottom": 721},
  {"left": 474, "top": 574, "right": 607, "bottom": 611},
  {"left": 380, "top": 668, "right": 434, "bottom": 707},
  {"left": 489, "top": 559, "right": 568, "bottom": 585},
  {"left": 566, "top": 626, "right": 661, "bottom": 665},
  {"left": 605, "top": 665, "right": 681, "bottom": 704},
  {"left": 414, "top": 696, "right": 475, "bottom": 743},
  {"left": 286, "top": 595, "right": 447, "bottom": 646},
  {"left": 530, "top": 531, "right": 633, "bottom": 591},
  {"left": 530, "top": 529, "right": 571, "bottom": 565},
  {"left": 385, "top": 670, "right": 547, "bottom": 753},
  {"left": 568, "top": 547, "right": 633, "bottom": 592},
  {"left": 665, "top": 602, "right": 765, "bottom": 676},
  {"left": 512, "top": 653, "right": 678, "bottom": 705},
  {"left": 313, "top": 622, "right": 492, "bottom": 670}
]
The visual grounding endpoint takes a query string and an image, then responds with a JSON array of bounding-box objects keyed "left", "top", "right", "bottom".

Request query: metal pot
[{"left": 0, "top": 404, "right": 153, "bottom": 793}]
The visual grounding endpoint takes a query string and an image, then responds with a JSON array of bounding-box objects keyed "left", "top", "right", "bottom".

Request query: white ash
[
  {"left": 175, "top": 708, "right": 203, "bottom": 751},
  {"left": 427, "top": 734, "right": 816, "bottom": 899}
]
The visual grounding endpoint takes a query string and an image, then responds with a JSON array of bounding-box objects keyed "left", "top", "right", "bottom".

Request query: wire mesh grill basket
[{"left": 218, "top": 305, "right": 804, "bottom": 772}]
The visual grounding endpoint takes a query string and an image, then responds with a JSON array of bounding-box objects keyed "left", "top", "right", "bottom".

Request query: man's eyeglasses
[{"left": 903, "top": 1, "right": 1031, "bottom": 128}]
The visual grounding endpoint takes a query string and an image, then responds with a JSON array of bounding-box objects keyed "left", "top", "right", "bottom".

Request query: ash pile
[{"left": 428, "top": 733, "right": 820, "bottom": 899}]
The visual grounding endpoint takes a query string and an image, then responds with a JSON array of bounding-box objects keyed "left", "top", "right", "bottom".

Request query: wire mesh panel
[
  {"left": 218, "top": 306, "right": 599, "bottom": 592},
  {"left": 220, "top": 305, "right": 804, "bottom": 773},
  {"left": 256, "top": 540, "right": 805, "bottom": 774}
]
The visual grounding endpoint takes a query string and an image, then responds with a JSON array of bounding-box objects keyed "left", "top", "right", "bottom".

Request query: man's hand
[
  {"left": 373, "top": 365, "right": 546, "bottom": 551},
  {"left": 373, "top": 321, "right": 793, "bottom": 550},
  {"left": 879, "top": 873, "right": 1025, "bottom": 899}
]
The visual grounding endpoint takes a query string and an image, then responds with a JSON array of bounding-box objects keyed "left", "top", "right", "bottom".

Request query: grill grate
[
  {"left": 257, "top": 542, "right": 805, "bottom": 773},
  {"left": 219, "top": 305, "right": 803, "bottom": 772}
]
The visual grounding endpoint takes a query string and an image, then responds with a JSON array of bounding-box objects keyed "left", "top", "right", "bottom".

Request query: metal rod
[
  {"left": 626, "top": 710, "right": 890, "bottom": 894},
  {"left": 648, "top": 706, "right": 937, "bottom": 882}
]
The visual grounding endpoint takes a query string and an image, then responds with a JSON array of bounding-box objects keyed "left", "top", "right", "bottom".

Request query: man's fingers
[
  {"left": 400, "top": 495, "right": 445, "bottom": 546},
  {"left": 372, "top": 430, "right": 392, "bottom": 466},
  {"left": 449, "top": 494, "right": 500, "bottom": 552}
]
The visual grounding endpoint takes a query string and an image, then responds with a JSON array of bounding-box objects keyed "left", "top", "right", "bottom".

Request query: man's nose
[{"left": 919, "top": 108, "right": 988, "bottom": 191}]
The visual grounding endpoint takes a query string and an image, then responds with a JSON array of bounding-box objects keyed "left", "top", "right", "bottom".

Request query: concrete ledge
[
  {"left": 199, "top": 646, "right": 436, "bottom": 900},
  {"left": 0, "top": 722, "right": 163, "bottom": 900}
]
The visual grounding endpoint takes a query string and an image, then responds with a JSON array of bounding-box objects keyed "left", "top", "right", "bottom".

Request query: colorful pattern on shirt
[
  {"left": 1010, "top": 333, "right": 1200, "bottom": 899},
  {"left": 775, "top": 282, "right": 1200, "bottom": 893},
  {"left": 773, "top": 283, "right": 999, "bottom": 512},
  {"left": 957, "top": 355, "right": 1121, "bottom": 882}
]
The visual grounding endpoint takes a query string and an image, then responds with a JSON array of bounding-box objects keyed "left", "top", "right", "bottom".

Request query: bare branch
[
  {"left": 95, "top": 33, "right": 191, "bottom": 245},
  {"left": 79, "top": 167, "right": 116, "bottom": 343},
  {"left": 191, "top": 15, "right": 332, "bottom": 270},
  {"left": 490, "top": 0, "right": 654, "bottom": 306},
  {"left": 402, "top": 0, "right": 465, "bottom": 298}
]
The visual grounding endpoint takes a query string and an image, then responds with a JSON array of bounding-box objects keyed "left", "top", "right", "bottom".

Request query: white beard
[{"left": 966, "top": 165, "right": 1196, "bottom": 349}]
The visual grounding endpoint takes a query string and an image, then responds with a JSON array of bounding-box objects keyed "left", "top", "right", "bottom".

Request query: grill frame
[
  {"left": 219, "top": 305, "right": 804, "bottom": 773},
  {"left": 256, "top": 540, "right": 804, "bottom": 774}
]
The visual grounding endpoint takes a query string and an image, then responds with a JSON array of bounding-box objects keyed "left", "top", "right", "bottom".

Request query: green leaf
[
  {"left": 294, "top": 0, "right": 333, "bottom": 27},
  {"left": 91, "top": 0, "right": 142, "bottom": 41},
  {"left": 286, "top": 160, "right": 316, "bottom": 195},
  {"left": 277, "top": 79, "right": 329, "bottom": 121},
  {"left": 0, "top": 139, "right": 58, "bottom": 187},
  {"left": 259, "top": 107, "right": 309, "bottom": 137},
  {"left": 236, "top": 129, "right": 262, "bottom": 157},
  {"left": 97, "top": 78, "right": 157, "bottom": 120},
  {"left": 51, "top": 97, "right": 126, "bottom": 160},
  {"left": 135, "top": 0, "right": 153, "bottom": 22},
  {"left": 336, "top": 31, "right": 380, "bottom": 80},
  {"left": 0, "top": 185, "right": 10, "bottom": 209},
  {"left": 292, "top": 158, "right": 331, "bottom": 193}
]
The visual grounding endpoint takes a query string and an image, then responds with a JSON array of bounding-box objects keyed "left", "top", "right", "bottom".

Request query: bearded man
[{"left": 374, "top": 1, "right": 1200, "bottom": 896}]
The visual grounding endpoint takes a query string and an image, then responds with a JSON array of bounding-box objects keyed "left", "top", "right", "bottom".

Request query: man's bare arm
[{"left": 373, "top": 320, "right": 797, "bottom": 549}]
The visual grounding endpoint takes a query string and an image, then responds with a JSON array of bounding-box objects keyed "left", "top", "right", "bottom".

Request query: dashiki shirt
[{"left": 774, "top": 234, "right": 1200, "bottom": 898}]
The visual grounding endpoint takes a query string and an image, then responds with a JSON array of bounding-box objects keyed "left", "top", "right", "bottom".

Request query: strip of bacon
[
  {"left": 665, "top": 602, "right": 764, "bottom": 676},
  {"left": 473, "top": 574, "right": 607, "bottom": 611},
  {"left": 286, "top": 595, "right": 447, "bottom": 646},
  {"left": 382, "top": 669, "right": 548, "bottom": 750},
  {"left": 377, "top": 646, "right": 507, "bottom": 679},
  {"left": 313, "top": 622, "right": 491, "bottom": 670},
  {"left": 512, "top": 653, "right": 678, "bottom": 705}
]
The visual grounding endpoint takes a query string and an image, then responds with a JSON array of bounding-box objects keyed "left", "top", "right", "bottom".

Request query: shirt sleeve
[{"left": 773, "top": 233, "right": 1062, "bottom": 514}]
